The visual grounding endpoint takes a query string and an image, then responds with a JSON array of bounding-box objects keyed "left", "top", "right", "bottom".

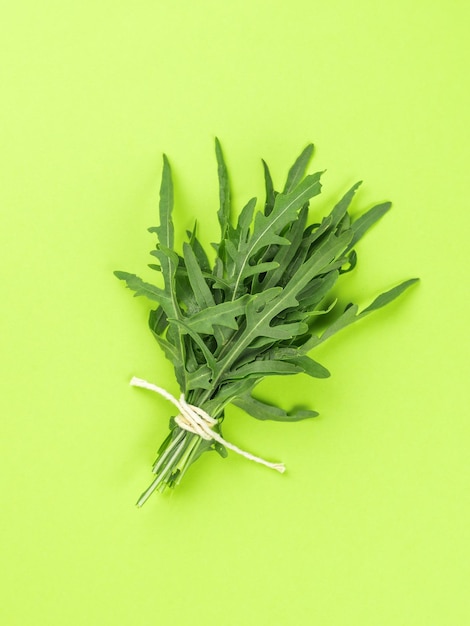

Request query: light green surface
[{"left": 1, "top": 2, "right": 468, "bottom": 625}]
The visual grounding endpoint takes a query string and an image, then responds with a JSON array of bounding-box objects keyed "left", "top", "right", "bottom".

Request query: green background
[{"left": 1, "top": 1, "right": 468, "bottom": 624}]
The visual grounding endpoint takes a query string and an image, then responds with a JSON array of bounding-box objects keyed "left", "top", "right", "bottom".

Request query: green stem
[
  {"left": 136, "top": 435, "right": 187, "bottom": 506},
  {"left": 174, "top": 435, "right": 201, "bottom": 485},
  {"left": 137, "top": 377, "right": 231, "bottom": 504},
  {"left": 152, "top": 429, "right": 185, "bottom": 474}
]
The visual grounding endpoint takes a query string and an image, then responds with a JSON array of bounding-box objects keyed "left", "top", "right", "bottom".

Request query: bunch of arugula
[{"left": 115, "top": 140, "right": 417, "bottom": 505}]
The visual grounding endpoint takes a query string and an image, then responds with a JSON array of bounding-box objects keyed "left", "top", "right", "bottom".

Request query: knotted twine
[{"left": 130, "top": 376, "right": 285, "bottom": 473}]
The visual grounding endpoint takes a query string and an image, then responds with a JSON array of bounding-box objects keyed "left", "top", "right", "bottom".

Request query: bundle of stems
[{"left": 115, "top": 140, "right": 417, "bottom": 505}]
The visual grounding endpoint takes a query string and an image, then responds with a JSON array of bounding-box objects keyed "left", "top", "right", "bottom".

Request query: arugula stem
[
  {"left": 152, "top": 429, "right": 185, "bottom": 474},
  {"left": 137, "top": 436, "right": 187, "bottom": 506},
  {"left": 174, "top": 435, "right": 201, "bottom": 485}
]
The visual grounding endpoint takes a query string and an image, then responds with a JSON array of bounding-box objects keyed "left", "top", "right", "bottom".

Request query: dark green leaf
[
  {"left": 182, "top": 242, "right": 215, "bottom": 310},
  {"left": 231, "top": 172, "right": 324, "bottom": 296},
  {"left": 242, "top": 261, "right": 280, "bottom": 279},
  {"left": 330, "top": 181, "right": 362, "bottom": 227},
  {"left": 313, "top": 278, "right": 419, "bottom": 347},
  {"left": 188, "top": 222, "right": 211, "bottom": 273},
  {"left": 213, "top": 441, "right": 228, "bottom": 457},
  {"left": 284, "top": 355, "right": 330, "bottom": 378},
  {"left": 224, "top": 359, "right": 303, "bottom": 381},
  {"left": 178, "top": 295, "right": 250, "bottom": 334},
  {"left": 348, "top": 201, "right": 391, "bottom": 249},
  {"left": 235, "top": 197, "right": 257, "bottom": 247},
  {"left": 215, "top": 137, "right": 231, "bottom": 240},
  {"left": 114, "top": 271, "right": 171, "bottom": 310},
  {"left": 283, "top": 144, "right": 314, "bottom": 194},
  {"left": 186, "top": 364, "right": 213, "bottom": 391},
  {"left": 262, "top": 205, "right": 309, "bottom": 290},
  {"left": 169, "top": 317, "right": 217, "bottom": 372},
  {"left": 149, "top": 306, "right": 168, "bottom": 335},
  {"left": 233, "top": 394, "right": 319, "bottom": 422},
  {"left": 148, "top": 155, "right": 174, "bottom": 249},
  {"left": 360, "top": 278, "right": 419, "bottom": 315},
  {"left": 262, "top": 159, "right": 276, "bottom": 216}
]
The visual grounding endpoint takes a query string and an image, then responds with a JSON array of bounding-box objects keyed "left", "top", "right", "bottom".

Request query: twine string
[{"left": 130, "top": 376, "right": 285, "bottom": 474}]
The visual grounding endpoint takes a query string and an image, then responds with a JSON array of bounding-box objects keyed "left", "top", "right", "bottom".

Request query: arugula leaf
[
  {"left": 231, "top": 172, "right": 324, "bottom": 297},
  {"left": 215, "top": 137, "right": 232, "bottom": 242},
  {"left": 187, "top": 222, "right": 211, "bottom": 273},
  {"left": 113, "top": 271, "right": 171, "bottom": 309},
  {"left": 175, "top": 295, "right": 250, "bottom": 334},
  {"left": 283, "top": 355, "right": 330, "bottom": 378},
  {"left": 348, "top": 201, "right": 391, "bottom": 249},
  {"left": 302, "top": 278, "right": 419, "bottom": 351},
  {"left": 182, "top": 242, "right": 215, "bottom": 310},
  {"left": 360, "top": 278, "right": 419, "bottom": 314},
  {"left": 148, "top": 155, "right": 174, "bottom": 248},
  {"left": 283, "top": 144, "right": 314, "bottom": 194},
  {"left": 330, "top": 181, "right": 362, "bottom": 227},
  {"left": 233, "top": 394, "right": 319, "bottom": 422},
  {"left": 262, "top": 159, "right": 276, "bottom": 216}
]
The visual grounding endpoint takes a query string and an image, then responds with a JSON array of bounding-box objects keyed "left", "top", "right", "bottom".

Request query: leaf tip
[{"left": 215, "top": 136, "right": 223, "bottom": 155}]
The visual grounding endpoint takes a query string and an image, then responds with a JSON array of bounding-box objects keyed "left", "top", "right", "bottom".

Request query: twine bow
[{"left": 130, "top": 376, "right": 285, "bottom": 473}]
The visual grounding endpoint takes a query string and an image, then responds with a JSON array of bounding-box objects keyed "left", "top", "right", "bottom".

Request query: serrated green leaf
[
  {"left": 296, "top": 271, "right": 339, "bottom": 311},
  {"left": 242, "top": 261, "right": 280, "bottom": 279},
  {"left": 114, "top": 271, "right": 171, "bottom": 309},
  {"left": 360, "top": 278, "right": 419, "bottom": 315},
  {"left": 150, "top": 244, "right": 180, "bottom": 267},
  {"left": 182, "top": 242, "right": 215, "bottom": 310},
  {"left": 215, "top": 137, "right": 231, "bottom": 240},
  {"left": 217, "top": 231, "right": 351, "bottom": 381},
  {"left": 224, "top": 239, "right": 238, "bottom": 264},
  {"left": 233, "top": 394, "right": 319, "bottom": 422},
  {"left": 231, "top": 172, "right": 324, "bottom": 297},
  {"left": 330, "top": 181, "right": 362, "bottom": 227},
  {"left": 168, "top": 317, "right": 217, "bottom": 373},
  {"left": 312, "top": 278, "right": 419, "bottom": 347},
  {"left": 339, "top": 249, "right": 357, "bottom": 274},
  {"left": 150, "top": 327, "right": 181, "bottom": 365},
  {"left": 261, "top": 205, "right": 309, "bottom": 291},
  {"left": 148, "top": 154, "right": 174, "bottom": 249},
  {"left": 262, "top": 159, "right": 276, "bottom": 216},
  {"left": 149, "top": 306, "right": 168, "bottom": 335},
  {"left": 317, "top": 303, "right": 359, "bottom": 345},
  {"left": 283, "top": 144, "right": 314, "bottom": 194},
  {"left": 224, "top": 359, "right": 303, "bottom": 381},
  {"left": 235, "top": 197, "right": 257, "bottom": 247},
  {"left": 264, "top": 321, "right": 310, "bottom": 340},
  {"left": 348, "top": 201, "right": 391, "bottom": 249},
  {"left": 284, "top": 355, "right": 330, "bottom": 378},
  {"left": 187, "top": 222, "right": 211, "bottom": 273},
  {"left": 276, "top": 230, "right": 353, "bottom": 313},
  {"left": 186, "top": 364, "right": 213, "bottom": 391},
  {"left": 279, "top": 215, "right": 335, "bottom": 286},
  {"left": 177, "top": 295, "right": 250, "bottom": 335}
]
